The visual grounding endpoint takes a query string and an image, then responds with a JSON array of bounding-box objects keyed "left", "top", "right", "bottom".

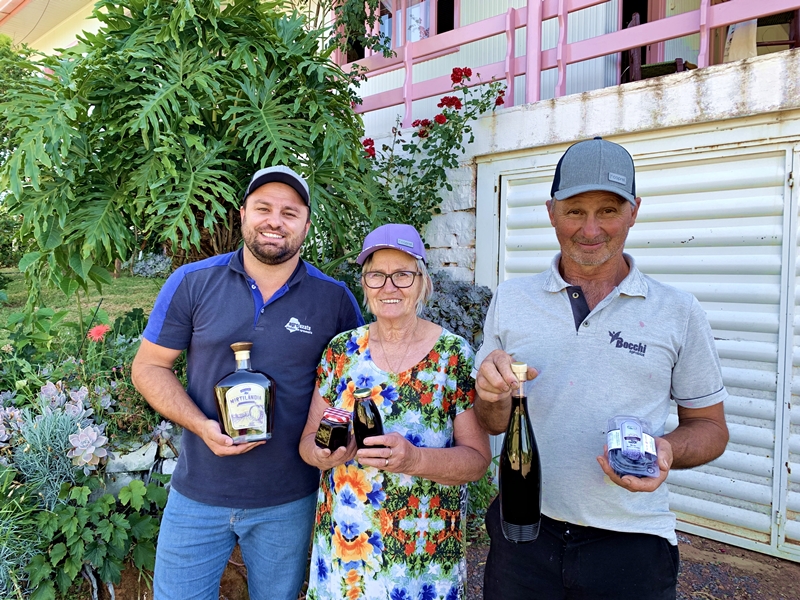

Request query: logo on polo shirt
[
  {"left": 608, "top": 331, "right": 646, "bottom": 357},
  {"left": 285, "top": 317, "right": 313, "bottom": 334}
]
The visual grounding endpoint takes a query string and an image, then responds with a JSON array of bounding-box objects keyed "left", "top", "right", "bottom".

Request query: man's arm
[
  {"left": 597, "top": 402, "right": 728, "bottom": 493},
  {"left": 474, "top": 349, "right": 538, "bottom": 434},
  {"left": 664, "top": 402, "right": 729, "bottom": 469},
  {"left": 131, "top": 338, "right": 263, "bottom": 456}
]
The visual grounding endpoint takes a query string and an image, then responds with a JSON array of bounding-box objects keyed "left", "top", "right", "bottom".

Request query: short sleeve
[
  {"left": 446, "top": 335, "right": 477, "bottom": 417},
  {"left": 671, "top": 297, "right": 728, "bottom": 409},
  {"left": 142, "top": 269, "right": 193, "bottom": 350}
]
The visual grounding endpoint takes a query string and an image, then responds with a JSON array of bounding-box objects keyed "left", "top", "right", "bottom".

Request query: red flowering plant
[{"left": 361, "top": 67, "right": 506, "bottom": 230}]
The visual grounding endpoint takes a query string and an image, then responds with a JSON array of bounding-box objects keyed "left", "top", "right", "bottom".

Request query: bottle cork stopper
[
  {"left": 230, "top": 341, "right": 253, "bottom": 353},
  {"left": 510, "top": 362, "right": 527, "bottom": 376}
]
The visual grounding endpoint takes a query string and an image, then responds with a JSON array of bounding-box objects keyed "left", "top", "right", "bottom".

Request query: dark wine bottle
[
  {"left": 499, "top": 361, "right": 542, "bottom": 543},
  {"left": 352, "top": 387, "right": 386, "bottom": 449},
  {"left": 213, "top": 341, "right": 275, "bottom": 444}
]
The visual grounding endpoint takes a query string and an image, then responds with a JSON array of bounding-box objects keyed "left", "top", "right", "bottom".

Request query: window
[{"left": 345, "top": 0, "right": 457, "bottom": 62}]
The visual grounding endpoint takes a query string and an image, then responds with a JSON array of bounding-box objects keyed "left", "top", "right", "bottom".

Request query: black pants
[{"left": 483, "top": 498, "right": 679, "bottom": 600}]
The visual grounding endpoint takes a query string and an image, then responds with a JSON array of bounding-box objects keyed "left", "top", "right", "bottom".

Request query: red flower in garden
[
  {"left": 416, "top": 118, "right": 432, "bottom": 138},
  {"left": 362, "top": 138, "right": 376, "bottom": 158},
  {"left": 495, "top": 96, "right": 505, "bottom": 106},
  {"left": 434, "top": 114, "right": 447, "bottom": 125},
  {"left": 450, "top": 67, "right": 464, "bottom": 84},
  {"left": 464, "top": 67, "right": 472, "bottom": 77},
  {"left": 87, "top": 324, "right": 112, "bottom": 343},
  {"left": 437, "top": 96, "right": 463, "bottom": 110}
]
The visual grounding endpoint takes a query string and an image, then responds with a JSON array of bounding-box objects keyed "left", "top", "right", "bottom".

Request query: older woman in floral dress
[{"left": 299, "top": 223, "right": 491, "bottom": 600}]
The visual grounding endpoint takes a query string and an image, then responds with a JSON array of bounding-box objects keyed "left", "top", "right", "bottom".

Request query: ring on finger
[
  {"left": 384, "top": 458, "right": 389, "bottom": 467},
  {"left": 389, "top": 448, "right": 393, "bottom": 457}
]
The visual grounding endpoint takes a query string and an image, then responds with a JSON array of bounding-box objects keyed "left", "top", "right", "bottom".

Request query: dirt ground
[{"left": 106, "top": 532, "right": 800, "bottom": 600}]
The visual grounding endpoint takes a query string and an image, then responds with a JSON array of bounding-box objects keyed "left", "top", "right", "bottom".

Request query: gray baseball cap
[
  {"left": 550, "top": 137, "right": 636, "bottom": 205},
  {"left": 244, "top": 165, "right": 310, "bottom": 206}
]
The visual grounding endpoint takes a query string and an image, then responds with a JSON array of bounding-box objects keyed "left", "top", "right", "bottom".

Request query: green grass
[{"left": 0, "top": 268, "right": 165, "bottom": 326}]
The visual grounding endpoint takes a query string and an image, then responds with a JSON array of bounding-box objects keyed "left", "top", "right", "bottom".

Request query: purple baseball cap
[{"left": 356, "top": 223, "right": 427, "bottom": 265}]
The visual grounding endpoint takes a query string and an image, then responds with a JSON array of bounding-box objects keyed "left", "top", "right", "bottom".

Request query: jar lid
[{"left": 322, "top": 407, "right": 351, "bottom": 424}]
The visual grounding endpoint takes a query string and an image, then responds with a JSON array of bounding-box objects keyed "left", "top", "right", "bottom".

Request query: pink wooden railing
[{"left": 345, "top": 0, "right": 800, "bottom": 128}]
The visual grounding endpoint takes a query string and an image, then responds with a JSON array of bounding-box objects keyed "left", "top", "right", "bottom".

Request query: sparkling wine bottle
[
  {"left": 352, "top": 387, "right": 386, "bottom": 449},
  {"left": 499, "top": 361, "right": 542, "bottom": 543},
  {"left": 213, "top": 341, "right": 275, "bottom": 444}
]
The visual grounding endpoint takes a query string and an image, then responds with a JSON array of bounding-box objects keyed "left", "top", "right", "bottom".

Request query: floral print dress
[{"left": 307, "top": 325, "right": 476, "bottom": 600}]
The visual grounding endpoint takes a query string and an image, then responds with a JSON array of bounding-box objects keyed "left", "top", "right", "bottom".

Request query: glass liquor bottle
[
  {"left": 214, "top": 341, "right": 275, "bottom": 444},
  {"left": 352, "top": 387, "right": 385, "bottom": 449},
  {"left": 499, "top": 361, "right": 542, "bottom": 543}
]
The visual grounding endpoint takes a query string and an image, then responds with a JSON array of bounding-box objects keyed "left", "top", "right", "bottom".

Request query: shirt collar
[{"left": 543, "top": 252, "right": 648, "bottom": 298}]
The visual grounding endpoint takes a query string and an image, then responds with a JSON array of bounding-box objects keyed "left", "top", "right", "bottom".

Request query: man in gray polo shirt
[{"left": 474, "top": 138, "right": 729, "bottom": 599}]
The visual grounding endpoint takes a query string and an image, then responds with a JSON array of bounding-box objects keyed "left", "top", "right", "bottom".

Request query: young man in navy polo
[
  {"left": 132, "top": 166, "right": 363, "bottom": 600},
  {"left": 473, "top": 138, "right": 729, "bottom": 599}
]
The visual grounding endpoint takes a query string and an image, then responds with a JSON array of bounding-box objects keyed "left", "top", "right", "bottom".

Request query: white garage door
[{"left": 475, "top": 140, "right": 800, "bottom": 560}]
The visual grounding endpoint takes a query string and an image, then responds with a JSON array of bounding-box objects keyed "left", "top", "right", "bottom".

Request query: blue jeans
[{"left": 153, "top": 488, "right": 317, "bottom": 600}]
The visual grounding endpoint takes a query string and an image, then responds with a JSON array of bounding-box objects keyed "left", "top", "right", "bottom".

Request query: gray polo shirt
[{"left": 476, "top": 253, "right": 727, "bottom": 543}]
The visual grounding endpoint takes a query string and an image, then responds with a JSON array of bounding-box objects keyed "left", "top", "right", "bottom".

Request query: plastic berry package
[{"left": 606, "top": 416, "right": 660, "bottom": 478}]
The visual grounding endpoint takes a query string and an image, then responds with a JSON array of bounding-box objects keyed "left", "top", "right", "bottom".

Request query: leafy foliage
[
  {"left": 0, "top": 205, "right": 26, "bottom": 268},
  {"left": 24, "top": 478, "right": 167, "bottom": 599},
  {"left": 365, "top": 68, "right": 506, "bottom": 239},
  {"left": 0, "top": 35, "right": 36, "bottom": 172},
  {"left": 0, "top": 0, "right": 376, "bottom": 304},
  {"left": 0, "top": 467, "right": 40, "bottom": 599},
  {"left": 421, "top": 270, "right": 493, "bottom": 350},
  {"left": 124, "top": 252, "right": 173, "bottom": 279}
]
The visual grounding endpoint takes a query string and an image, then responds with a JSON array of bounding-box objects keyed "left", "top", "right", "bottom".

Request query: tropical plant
[{"left": 0, "top": 0, "right": 377, "bottom": 305}]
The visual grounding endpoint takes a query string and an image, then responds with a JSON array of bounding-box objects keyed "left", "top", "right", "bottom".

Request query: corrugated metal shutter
[{"left": 483, "top": 142, "right": 800, "bottom": 560}]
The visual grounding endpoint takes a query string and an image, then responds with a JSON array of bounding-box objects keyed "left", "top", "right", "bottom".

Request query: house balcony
[{"left": 338, "top": 0, "right": 800, "bottom": 136}]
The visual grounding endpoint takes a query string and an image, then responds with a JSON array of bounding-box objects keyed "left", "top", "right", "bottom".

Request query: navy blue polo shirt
[{"left": 143, "top": 249, "right": 363, "bottom": 508}]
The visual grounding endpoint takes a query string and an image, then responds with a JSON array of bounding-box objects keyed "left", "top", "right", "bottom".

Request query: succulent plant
[{"left": 67, "top": 425, "right": 109, "bottom": 475}]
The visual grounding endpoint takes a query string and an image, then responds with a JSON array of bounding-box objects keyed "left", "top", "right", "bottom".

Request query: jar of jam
[{"left": 314, "top": 407, "right": 351, "bottom": 451}]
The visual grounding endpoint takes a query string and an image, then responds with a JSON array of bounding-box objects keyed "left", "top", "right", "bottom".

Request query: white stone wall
[{"left": 365, "top": 49, "right": 800, "bottom": 283}]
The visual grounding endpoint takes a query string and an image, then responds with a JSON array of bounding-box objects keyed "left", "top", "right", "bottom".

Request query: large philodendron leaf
[
  {"left": 122, "top": 47, "right": 224, "bottom": 150},
  {"left": 224, "top": 75, "right": 314, "bottom": 168},
  {"left": 143, "top": 137, "right": 238, "bottom": 251}
]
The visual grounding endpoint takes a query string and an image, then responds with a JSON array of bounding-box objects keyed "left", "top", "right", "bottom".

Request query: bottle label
[{"left": 226, "top": 383, "right": 267, "bottom": 431}]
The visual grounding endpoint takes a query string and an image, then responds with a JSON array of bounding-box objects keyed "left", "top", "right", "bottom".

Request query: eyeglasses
[{"left": 362, "top": 271, "right": 421, "bottom": 289}]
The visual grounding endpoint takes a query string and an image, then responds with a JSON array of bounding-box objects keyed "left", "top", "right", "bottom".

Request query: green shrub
[
  {"left": 0, "top": 467, "right": 40, "bottom": 599},
  {"left": 25, "top": 478, "right": 167, "bottom": 600},
  {"left": 0, "top": 207, "right": 25, "bottom": 268},
  {"left": 421, "top": 270, "right": 492, "bottom": 350}
]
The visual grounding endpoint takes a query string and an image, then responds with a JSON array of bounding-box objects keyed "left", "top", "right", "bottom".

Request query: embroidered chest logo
[
  {"left": 285, "top": 317, "right": 313, "bottom": 334},
  {"left": 608, "top": 331, "right": 646, "bottom": 357}
]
